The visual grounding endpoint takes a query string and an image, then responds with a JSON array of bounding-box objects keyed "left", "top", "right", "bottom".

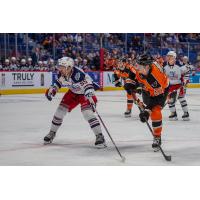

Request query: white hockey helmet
[
  {"left": 58, "top": 57, "right": 74, "bottom": 69},
  {"left": 5, "top": 59, "right": 10, "bottom": 63},
  {"left": 43, "top": 61, "right": 48, "bottom": 66},
  {"left": 167, "top": 51, "right": 177, "bottom": 58},
  {"left": 38, "top": 61, "right": 43, "bottom": 65},
  {"left": 27, "top": 57, "right": 32, "bottom": 61},
  {"left": 11, "top": 57, "right": 16, "bottom": 61},
  {"left": 21, "top": 59, "right": 26, "bottom": 64}
]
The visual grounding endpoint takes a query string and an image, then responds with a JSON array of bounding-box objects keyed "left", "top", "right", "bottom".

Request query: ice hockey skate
[
  {"left": 44, "top": 131, "right": 56, "bottom": 144},
  {"left": 152, "top": 137, "right": 161, "bottom": 152},
  {"left": 95, "top": 133, "right": 107, "bottom": 148},
  {"left": 124, "top": 109, "right": 132, "bottom": 118},
  {"left": 182, "top": 112, "right": 190, "bottom": 121},
  {"left": 169, "top": 111, "right": 178, "bottom": 121}
]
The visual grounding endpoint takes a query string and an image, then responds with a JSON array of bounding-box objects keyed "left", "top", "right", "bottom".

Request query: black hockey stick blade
[{"left": 159, "top": 146, "right": 172, "bottom": 161}]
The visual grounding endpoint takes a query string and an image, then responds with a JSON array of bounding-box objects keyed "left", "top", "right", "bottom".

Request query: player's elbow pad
[{"left": 54, "top": 79, "right": 62, "bottom": 89}]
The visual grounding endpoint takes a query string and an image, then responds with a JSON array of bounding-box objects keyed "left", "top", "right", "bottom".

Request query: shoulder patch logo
[{"left": 75, "top": 72, "right": 80, "bottom": 81}]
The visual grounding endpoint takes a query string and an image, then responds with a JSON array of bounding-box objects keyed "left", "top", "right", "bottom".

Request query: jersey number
[{"left": 80, "top": 80, "right": 88, "bottom": 86}]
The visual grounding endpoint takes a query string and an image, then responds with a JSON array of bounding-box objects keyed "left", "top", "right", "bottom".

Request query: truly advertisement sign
[
  {"left": 0, "top": 71, "right": 52, "bottom": 89},
  {"left": 12, "top": 72, "right": 35, "bottom": 87}
]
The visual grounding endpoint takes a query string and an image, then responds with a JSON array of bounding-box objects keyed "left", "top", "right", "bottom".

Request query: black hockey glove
[
  {"left": 136, "top": 86, "right": 142, "bottom": 94},
  {"left": 115, "top": 81, "right": 122, "bottom": 87},
  {"left": 139, "top": 110, "right": 150, "bottom": 123}
]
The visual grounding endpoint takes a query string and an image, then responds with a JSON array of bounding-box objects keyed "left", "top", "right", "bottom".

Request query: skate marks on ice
[
  {"left": 0, "top": 137, "right": 199, "bottom": 165},
  {"left": 0, "top": 138, "right": 189, "bottom": 166}
]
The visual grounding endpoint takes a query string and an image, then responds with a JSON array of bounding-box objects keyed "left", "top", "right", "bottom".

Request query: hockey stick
[
  {"left": 139, "top": 107, "right": 171, "bottom": 161},
  {"left": 133, "top": 98, "right": 171, "bottom": 161},
  {"left": 89, "top": 99, "right": 126, "bottom": 162}
]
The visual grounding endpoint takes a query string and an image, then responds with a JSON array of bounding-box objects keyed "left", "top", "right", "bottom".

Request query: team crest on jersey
[
  {"left": 75, "top": 72, "right": 80, "bottom": 81},
  {"left": 152, "top": 81, "right": 158, "bottom": 88}
]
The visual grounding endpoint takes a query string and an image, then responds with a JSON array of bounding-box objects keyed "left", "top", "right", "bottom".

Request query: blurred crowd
[{"left": 1, "top": 33, "right": 200, "bottom": 72}]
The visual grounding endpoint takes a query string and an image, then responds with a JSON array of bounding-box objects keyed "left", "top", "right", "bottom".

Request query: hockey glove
[
  {"left": 139, "top": 110, "right": 150, "bottom": 123},
  {"left": 45, "top": 86, "right": 58, "bottom": 101},
  {"left": 115, "top": 81, "right": 122, "bottom": 87},
  {"left": 85, "top": 88, "right": 96, "bottom": 107},
  {"left": 84, "top": 88, "right": 95, "bottom": 99},
  {"left": 136, "top": 86, "right": 142, "bottom": 94}
]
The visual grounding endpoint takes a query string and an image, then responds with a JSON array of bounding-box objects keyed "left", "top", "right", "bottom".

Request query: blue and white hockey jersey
[{"left": 54, "top": 67, "right": 99, "bottom": 94}]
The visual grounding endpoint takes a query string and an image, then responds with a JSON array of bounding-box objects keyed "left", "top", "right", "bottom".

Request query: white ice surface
[{"left": 0, "top": 89, "right": 200, "bottom": 166}]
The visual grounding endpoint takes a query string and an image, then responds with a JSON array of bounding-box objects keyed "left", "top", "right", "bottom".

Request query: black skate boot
[
  {"left": 95, "top": 133, "right": 107, "bottom": 148},
  {"left": 124, "top": 109, "right": 131, "bottom": 118},
  {"left": 182, "top": 112, "right": 190, "bottom": 121},
  {"left": 169, "top": 111, "right": 178, "bottom": 121},
  {"left": 152, "top": 136, "right": 161, "bottom": 152},
  {"left": 44, "top": 131, "right": 56, "bottom": 144}
]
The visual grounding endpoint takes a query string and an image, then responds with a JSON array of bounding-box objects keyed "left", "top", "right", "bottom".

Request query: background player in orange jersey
[
  {"left": 134, "top": 54, "right": 169, "bottom": 151},
  {"left": 114, "top": 58, "right": 142, "bottom": 117}
]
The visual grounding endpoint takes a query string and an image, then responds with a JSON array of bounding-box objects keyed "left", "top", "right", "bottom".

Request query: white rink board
[
  {"left": 103, "top": 71, "right": 115, "bottom": 87},
  {"left": 0, "top": 89, "right": 200, "bottom": 165}
]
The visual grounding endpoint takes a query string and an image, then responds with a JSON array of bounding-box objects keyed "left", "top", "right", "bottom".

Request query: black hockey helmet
[{"left": 136, "top": 53, "right": 154, "bottom": 66}]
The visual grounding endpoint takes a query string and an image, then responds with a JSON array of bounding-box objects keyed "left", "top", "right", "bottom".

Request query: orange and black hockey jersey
[
  {"left": 134, "top": 63, "right": 169, "bottom": 97},
  {"left": 114, "top": 63, "right": 137, "bottom": 83}
]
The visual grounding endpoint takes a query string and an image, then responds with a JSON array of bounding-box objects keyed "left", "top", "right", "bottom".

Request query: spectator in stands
[
  {"left": 196, "top": 52, "right": 200, "bottom": 62},
  {"left": 74, "top": 33, "right": 82, "bottom": 43},
  {"left": 79, "top": 59, "right": 89, "bottom": 71},
  {"left": 61, "top": 49, "right": 66, "bottom": 57},
  {"left": 104, "top": 53, "right": 117, "bottom": 71},
  {"left": 177, "top": 54, "right": 184, "bottom": 66},
  {"left": 74, "top": 59, "right": 79, "bottom": 67},
  {"left": 91, "top": 51, "right": 100, "bottom": 71},
  {"left": 155, "top": 55, "right": 165, "bottom": 67},
  {"left": 42, "top": 36, "right": 53, "bottom": 51},
  {"left": 2, "top": 33, "right": 200, "bottom": 72},
  {"left": 32, "top": 47, "right": 41, "bottom": 65}
]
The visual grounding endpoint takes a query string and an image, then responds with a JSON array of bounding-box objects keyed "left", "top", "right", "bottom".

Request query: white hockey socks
[
  {"left": 82, "top": 109, "right": 102, "bottom": 136},
  {"left": 50, "top": 105, "right": 68, "bottom": 133}
]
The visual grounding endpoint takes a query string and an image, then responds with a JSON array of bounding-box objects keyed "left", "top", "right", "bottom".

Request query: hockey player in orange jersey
[
  {"left": 134, "top": 54, "right": 169, "bottom": 151},
  {"left": 113, "top": 58, "right": 142, "bottom": 117}
]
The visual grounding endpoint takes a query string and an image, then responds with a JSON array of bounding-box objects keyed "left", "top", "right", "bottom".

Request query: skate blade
[
  {"left": 44, "top": 140, "right": 53, "bottom": 145},
  {"left": 124, "top": 115, "right": 131, "bottom": 118},
  {"left": 95, "top": 143, "right": 107, "bottom": 149},
  {"left": 169, "top": 117, "right": 178, "bottom": 121},
  {"left": 153, "top": 147, "right": 160, "bottom": 152},
  {"left": 182, "top": 117, "right": 190, "bottom": 121}
]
